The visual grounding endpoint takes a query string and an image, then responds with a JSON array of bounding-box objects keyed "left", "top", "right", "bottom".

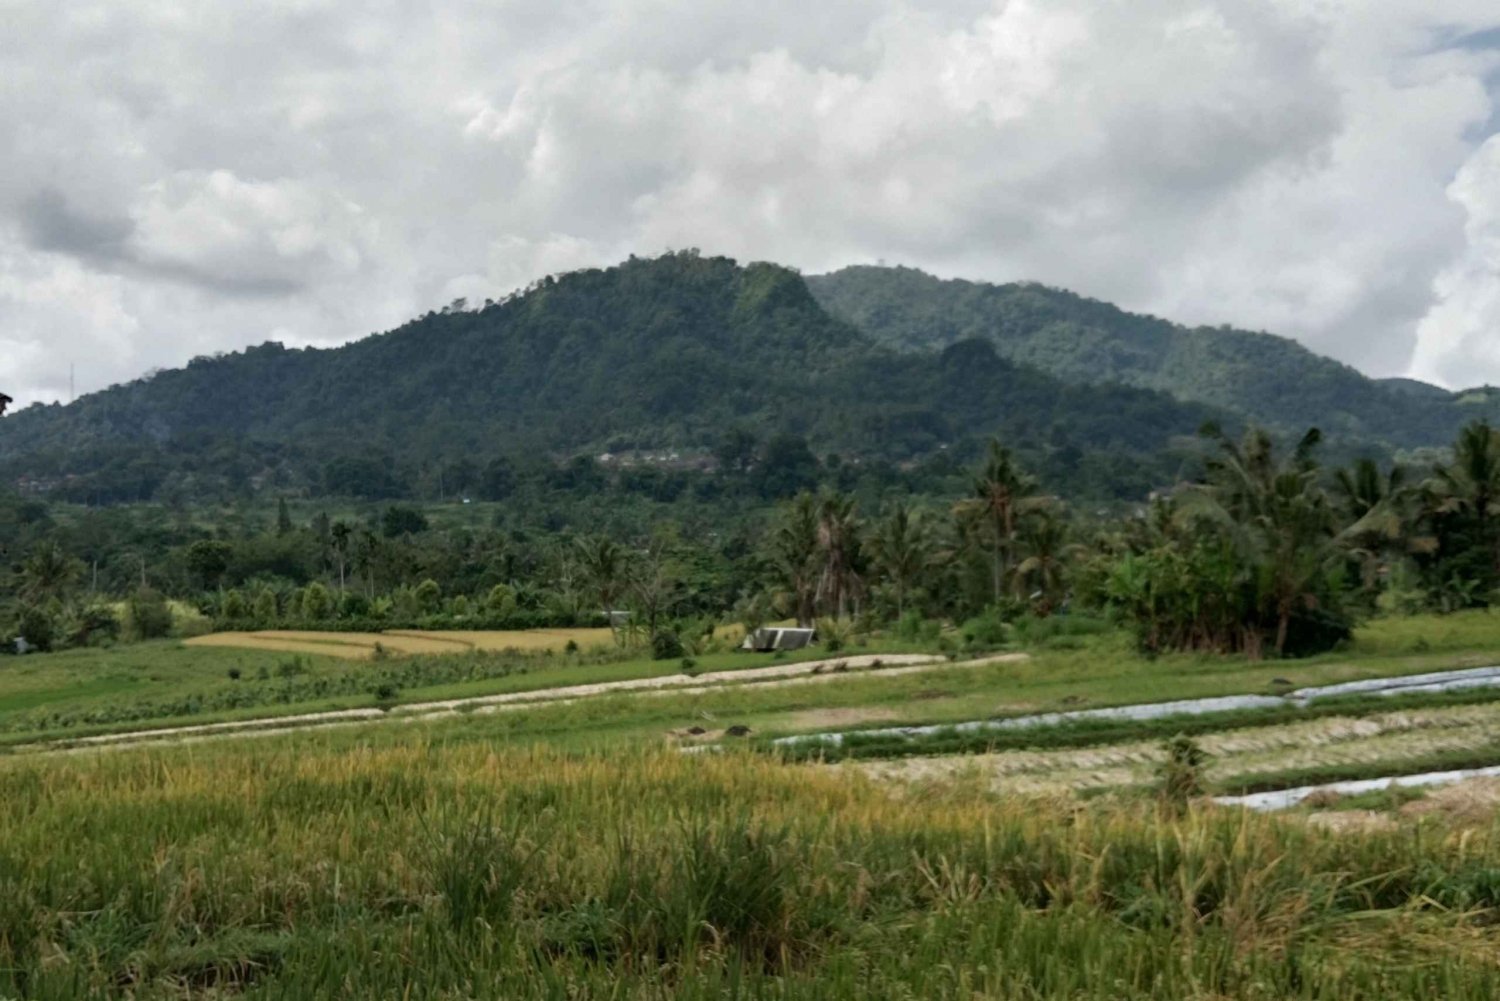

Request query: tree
[
  {"left": 413, "top": 579, "right": 442, "bottom": 614},
  {"left": 302, "top": 582, "right": 334, "bottom": 620},
  {"left": 575, "top": 536, "right": 632, "bottom": 638},
  {"left": 253, "top": 587, "right": 279, "bottom": 624},
  {"left": 382, "top": 505, "right": 429, "bottom": 539},
  {"left": 714, "top": 427, "right": 759, "bottom": 475},
  {"left": 1014, "top": 510, "right": 1080, "bottom": 615},
  {"left": 814, "top": 491, "right": 864, "bottom": 620},
  {"left": 754, "top": 434, "right": 821, "bottom": 499},
  {"left": 126, "top": 587, "right": 174, "bottom": 639},
  {"left": 958, "top": 440, "right": 1044, "bottom": 605},
  {"left": 276, "top": 497, "right": 294, "bottom": 536},
  {"left": 186, "top": 539, "right": 233, "bottom": 591},
  {"left": 868, "top": 500, "right": 931, "bottom": 619},
  {"left": 19, "top": 543, "right": 82, "bottom": 606},
  {"left": 768, "top": 493, "right": 820, "bottom": 626}
]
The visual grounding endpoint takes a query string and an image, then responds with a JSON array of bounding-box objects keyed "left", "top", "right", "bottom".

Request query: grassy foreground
[{"left": 5, "top": 739, "right": 1500, "bottom": 999}]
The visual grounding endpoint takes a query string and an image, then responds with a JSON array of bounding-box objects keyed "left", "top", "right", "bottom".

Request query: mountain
[
  {"left": 0, "top": 253, "right": 1227, "bottom": 504},
  {"left": 806, "top": 265, "right": 1491, "bottom": 448}
]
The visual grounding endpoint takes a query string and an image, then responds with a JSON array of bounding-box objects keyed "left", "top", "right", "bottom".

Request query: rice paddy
[
  {"left": 7, "top": 738, "right": 1500, "bottom": 999},
  {"left": 16, "top": 612, "right": 1500, "bottom": 996}
]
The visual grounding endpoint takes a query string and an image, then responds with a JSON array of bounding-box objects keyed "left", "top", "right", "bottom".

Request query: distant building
[{"left": 741, "top": 627, "right": 816, "bottom": 652}]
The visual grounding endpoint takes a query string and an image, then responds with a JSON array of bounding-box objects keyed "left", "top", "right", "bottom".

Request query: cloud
[
  {"left": 1410, "top": 135, "right": 1500, "bottom": 388},
  {"left": 1, "top": 0, "right": 1499, "bottom": 408}
]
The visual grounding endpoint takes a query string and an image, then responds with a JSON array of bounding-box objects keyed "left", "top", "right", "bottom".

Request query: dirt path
[{"left": 24, "top": 652, "right": 1026, "bottom": 754}]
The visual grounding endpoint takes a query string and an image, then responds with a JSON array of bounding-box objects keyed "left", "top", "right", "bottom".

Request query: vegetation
[
  {"left": 6, "top": 740, "right": 1500, "bottom": 998},
  {"left": 0, "top": 253, "right": 1228, "bottom": 507},
  {"left": 809, "top": 263, "right": 1500, "bottom": 447}
]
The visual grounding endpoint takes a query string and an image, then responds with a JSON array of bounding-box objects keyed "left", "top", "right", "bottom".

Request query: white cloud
[
  {"left": 1411, "top": 135, "right": 1500, "bottom": 387},
  {"left": 1, "top": 0, "right": 1499, "bottom": 408}
]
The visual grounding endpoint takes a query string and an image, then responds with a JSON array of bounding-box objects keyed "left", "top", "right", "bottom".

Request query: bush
[
  {"left": 959, "top": 608, "right": 1009, "bottom": 650},
  {"left": 16, "top": 606, "right": 55, "bottom": 652},
  {"left": 222, "top": 589, "right": 248, "bottom": 620},
  {"left": 126, "top": 587, "right": 175, "bottom": 640},
  {"left": 680, "top": 657, "right": 699, "bottom": 675},
  {"left": 652, "top": 630, "right": 685, "bottom": 661},
  {"left": 302, "top": 582, "right": 334, "bottom": 620}
]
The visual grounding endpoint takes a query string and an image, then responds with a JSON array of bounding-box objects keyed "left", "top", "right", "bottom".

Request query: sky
[{"left": 3, "top": 0, "right": 1500, "bottom": 408}]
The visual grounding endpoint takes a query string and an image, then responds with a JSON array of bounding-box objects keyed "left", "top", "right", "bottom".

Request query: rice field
[
  {"left": 185, "top": 627, "right": 615, "bottom": 659},
  {"left": 853, "top": 701, "right": 1500, "bottom": 795},
  {"left": 6, "top": 738, "right": 1500, "bottom": 999}
]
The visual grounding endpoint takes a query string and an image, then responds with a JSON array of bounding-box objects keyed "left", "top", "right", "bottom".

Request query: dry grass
[
  {"left": 183, "top": 633, "right": 374, "bottom": 660},
  {"left": 389, "top": 627, "right": 614, "bottom": 651},
  {"left": 187, "top": 627, "right": 617, "bottom": 659}
]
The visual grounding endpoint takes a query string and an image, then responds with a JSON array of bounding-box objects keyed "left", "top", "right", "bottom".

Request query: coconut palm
[
  {"left": 769, "top": 493, "right": 820, "bottom": 626},
  {"left": 814, "top": 491, "right": 864, "bottom": 620},
  {"left": 1188, "top": 425, "right": 1348, "bottom": 657},
  {"left": 19, "top": 542, "right": 82, "bottom": 606},
  {"left": 867, "top": 500, "right": 932, "bottom": 619},
  {"left": 575, "top": 535, "right": 632, "bottom": 641},
  {"left": 959, "top": 439, "right": 1044, "bottom": 605},
  {"left": 1014, "top": 510, "right": 1083, "bottom": 615}
]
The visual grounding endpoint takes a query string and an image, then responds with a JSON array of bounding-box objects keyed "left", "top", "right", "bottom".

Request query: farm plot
[
  {"left": 186, "top": 627, "right": 614, "bottom": 659},
  {"left": 851, "top": 701, "right": 1500, "bottom": 797}
]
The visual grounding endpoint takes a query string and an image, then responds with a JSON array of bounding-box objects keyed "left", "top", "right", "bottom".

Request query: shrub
[
  {"left": 126, "top": 587, "right": 174, "bottom": 640},
  {"left": 16, "top": 606, "right": 55, "bottom": 652},
  {"left": 960, "top": 607, "right": 1008, "bottom": 650},
  {"left": 222, "top": 589, "right": 248, "bottom": 620},
  {"left": 652, "top": 630, "right": 685, "bottom": 661},
  {"left": 252, "top": 588, "right": 278, "bottom": 625},
  {"left": 302, "top": 582, "right": 334, "bottom": 620}
]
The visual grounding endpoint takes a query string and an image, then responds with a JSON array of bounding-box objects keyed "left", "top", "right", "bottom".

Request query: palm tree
[
  {"left": 575, "top": 536, "right": 632, "bottom": 641},
  {"left": 1428, "top": 420, "right": 1500, "bottom": 568},
  {"left": 1014, "top": 511, "right": 1082, "bottom": 615},
  {"left": 814, "top": 491, "right": 864, "bottom": 620},
  {"left": 868, "top": 500, "right": 931, "bottom": 619},
  {"left": 19, "top": 543, "right": 82, "bottom": 606},
  {"left": 1333, "top": 458, "right": 1421, "bottom": 598},
  {"left": 959, "top": 439, "right": 1043, "bottom": 605},
  {"left": 770, "top": 493, "right": 820, "bottom": 626},
  {"left": 1190, "top": 425, "right": 1346, "bottom": 657}
]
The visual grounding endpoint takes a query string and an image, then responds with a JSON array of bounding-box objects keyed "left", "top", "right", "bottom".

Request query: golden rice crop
[{"left": 4, "top": 735, "right": 1500, "bottom": 998}]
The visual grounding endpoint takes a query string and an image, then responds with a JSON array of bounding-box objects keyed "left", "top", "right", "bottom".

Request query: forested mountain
[
  {"left": 0, "top": 253, "right": 1226, "bottom": 504},
  {"left": 807, "top": 265, "right": 1498, "bottom": 447}
]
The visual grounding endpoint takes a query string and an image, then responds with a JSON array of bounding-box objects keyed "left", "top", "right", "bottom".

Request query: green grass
[
  {"left": 0, "top": 638, "right": 914, "bottom": 745},
  {"left": 7, "top": 739, "right": 1500, "bottom": 998}
]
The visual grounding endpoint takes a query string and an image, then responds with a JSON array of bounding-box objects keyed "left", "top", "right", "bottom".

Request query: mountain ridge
[
  {"left": 805, "top": 264, "right": 1488, "bottom": 448},
  {"left": 0, "top": 253, "right": 1228, "bottom": 503}
]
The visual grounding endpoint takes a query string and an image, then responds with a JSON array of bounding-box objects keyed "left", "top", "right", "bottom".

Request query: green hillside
[
  {"left": 0, "top": 253, "right": 1226, "bottom": 504},
  {"left": 807, "top": 265, "right": 1490, "bottom": 447}
]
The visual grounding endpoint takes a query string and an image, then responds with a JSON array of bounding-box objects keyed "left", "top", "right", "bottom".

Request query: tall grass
[{"left": 3, "top": 740, "right": 1500, "bottom": 998}]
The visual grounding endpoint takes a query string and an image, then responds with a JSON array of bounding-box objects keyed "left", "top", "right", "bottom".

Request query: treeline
[{"left": 8, "top": 420, "right": 1500, "bottom": 661}]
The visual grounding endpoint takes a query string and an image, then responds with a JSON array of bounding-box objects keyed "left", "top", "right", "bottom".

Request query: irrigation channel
[{"left": 775, "top": 664, "right": 1500, "bottom": 747}]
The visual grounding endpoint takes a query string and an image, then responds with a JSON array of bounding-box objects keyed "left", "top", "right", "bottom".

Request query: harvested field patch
[
  {"left": 187, "top": 627, "right": 616, "bottom": 658},
  {"left": 183, "top": 633, "right": 373, "bottom": 659}
]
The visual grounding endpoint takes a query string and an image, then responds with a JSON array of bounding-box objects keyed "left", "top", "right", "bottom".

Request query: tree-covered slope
[
  {"left": 0, "top": 253, "right": 1225, "bottom": 502},
  {"left": 807, "top": 265, "right": 1492, "bottom": 447}
]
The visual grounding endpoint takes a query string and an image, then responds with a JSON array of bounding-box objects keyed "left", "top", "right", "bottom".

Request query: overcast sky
[{"left": 3, "top": 1, "right": 1500, "bottom": 407}]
